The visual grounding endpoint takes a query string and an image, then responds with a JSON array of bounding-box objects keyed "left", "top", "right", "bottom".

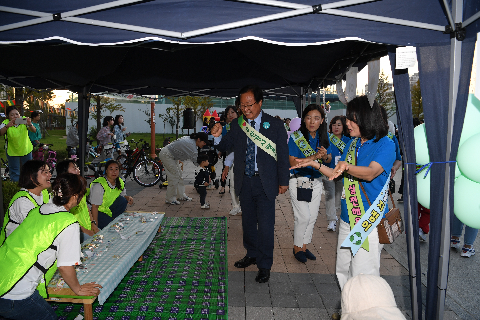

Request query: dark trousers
[
  {"left": 240, "top": 175, "right": 275, "bottom": 270},
  {"left": 196, "top": 186, "right": 207, "bottom": 205},
  {"left": 0, "top": 290, "right": 57, "bottom": 320},
  {"left": 98, "top": 196, "right": 128, "bottom": 229}
]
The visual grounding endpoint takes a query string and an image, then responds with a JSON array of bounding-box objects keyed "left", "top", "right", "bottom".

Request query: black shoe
[
  {"left": 255, "top": 268, "right": 270, "bottom": 283},
  {"left": 293, "top": 249, "right": 307, "bottom": 263},
  {"left": 234, "top": 256, "right": 256, "bottom": 268},
  {"left": 305, "top": 249, "right": 316, "bottom": 260}
]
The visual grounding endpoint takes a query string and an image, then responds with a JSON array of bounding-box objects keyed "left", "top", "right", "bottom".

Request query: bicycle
[
  {"left": 116, "top": 139, "right": 162, "bottom": 187},
  {"left": 32, "top": 143, "right": 57, "bottom": 174},
  {"left": 1, "top": 158, "right": 9, "bottom": 181}
]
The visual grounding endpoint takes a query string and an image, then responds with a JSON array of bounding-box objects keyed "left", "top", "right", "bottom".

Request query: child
[{"left": 195, "top": 154, "right": 210, "bottom": 209}]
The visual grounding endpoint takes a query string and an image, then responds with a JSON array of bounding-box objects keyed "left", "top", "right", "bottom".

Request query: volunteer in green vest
[
  {"left": 56, "top": 160, "right": 100, "bottom": 241},
  {"left": 288, "top": 104, "right": 331, "bottom": 263},
  {"left": 290, "top": 96, "right": 395, "bottom": 290},
  {"left": 323, "top": 116, "right": 351, "bottom": 232},
  {"left": 90, "top": 160, "right": 134, "bottom": 229},
  {"left": 0, "top": 105, "right": 36, "bottom": 182},
  {"left": 0, "top": 160, "right": 51, "bottom": 245},
  {"left": 0, "top": 173, "right": 102, "bottom": 320}
]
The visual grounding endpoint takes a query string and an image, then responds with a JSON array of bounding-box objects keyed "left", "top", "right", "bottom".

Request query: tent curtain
[
  {"left": 417, "top": 36, "right": 476, "bottom": 319},
  {"left": 388, "top": 48, "right": 422, "bottom": 320}
]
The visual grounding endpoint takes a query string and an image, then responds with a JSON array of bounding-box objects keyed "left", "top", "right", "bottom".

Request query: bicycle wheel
[
  {"left": 116, "top": 154, "right": 128, "bottom": 179},
  {"left": 133, "top": 160, "right": 161, "bottom": 187}
]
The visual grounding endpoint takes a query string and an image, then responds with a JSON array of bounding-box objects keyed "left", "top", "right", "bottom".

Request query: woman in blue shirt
[
  {"left": 323, "top": 116, "right": 351, "bottom": 232},
  {"left": 290, "top": 96, "right": 395, "bottom": 289},
  {"left": 288, "top": 104, "right": 331, "bottom": 263}
]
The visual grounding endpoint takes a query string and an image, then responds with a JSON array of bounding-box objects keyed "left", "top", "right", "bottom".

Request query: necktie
[{"left": 245, "top": 120, "right": 256, "bottom": 176}]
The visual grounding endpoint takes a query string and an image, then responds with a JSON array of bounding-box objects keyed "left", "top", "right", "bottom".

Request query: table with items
[{"left": 46, "top": 211, "right": 165, "bottom": 320}]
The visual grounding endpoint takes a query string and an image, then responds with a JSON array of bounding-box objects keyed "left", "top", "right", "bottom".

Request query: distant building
[{"left": 409, "top": 72, "right": 419, "bottom": 88}]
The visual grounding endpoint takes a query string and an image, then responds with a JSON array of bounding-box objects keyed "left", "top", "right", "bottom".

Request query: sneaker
[
  {"left": 419, "top": 229, "right": 427, "bottom": 242},
  {"left": 201, "top": 204, "right": 210, "bottom": 209},
  {"left": 229, "top": 206, "right": 241, "bottom": 216},
  {"left": 451, "top": 237, "right": 461, "bottom": 250},
  {"left": 179, "top": 195, "right": 193, "bottom": 201},
  {"left": 461, "top": 246, "right": 475, "bottom": 257},
  {"left": 166, "top": 200, "right": 181, "bottom": 205},
  {"left": 398, "top": 196, "right": 403, "bottom": 202},
  {"left": 327, "top": 220, "right": 336, "bottom": 232}
]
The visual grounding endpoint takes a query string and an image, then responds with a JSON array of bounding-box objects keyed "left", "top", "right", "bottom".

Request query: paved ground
[{"left": 123, "top": 160, "right": 476, "bottom": 320}]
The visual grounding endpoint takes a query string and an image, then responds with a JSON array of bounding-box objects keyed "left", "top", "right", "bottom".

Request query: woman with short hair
[
  {"left": 0, "top": 160, "right": 51, "bottom": 245},
  {"left": 323, "top": 115, "right": 351, "bottom": 232},
  {"left": 0, "top": 173, "right": 102, "bottom": 320},
  {"left": 0, "top": 106, "right": 37, "bottom": 181},
  {"left": 291, "top": 96, "right": 395, "bottom": 289}
]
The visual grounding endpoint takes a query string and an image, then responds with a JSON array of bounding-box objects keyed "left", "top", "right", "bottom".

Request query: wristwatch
[{"left": 91, "top": 220, "right": 97, "bottom": 225}]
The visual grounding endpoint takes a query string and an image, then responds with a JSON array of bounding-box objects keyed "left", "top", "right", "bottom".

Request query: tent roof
[{"left": 0, "top": 0, "right": 478, "bottom": 97}]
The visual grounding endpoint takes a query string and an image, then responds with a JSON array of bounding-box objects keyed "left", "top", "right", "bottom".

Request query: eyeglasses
[{"left": 239, "top": 102, "right": 257, "bottom": 109}]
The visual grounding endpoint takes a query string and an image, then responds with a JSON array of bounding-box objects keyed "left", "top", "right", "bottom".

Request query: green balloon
[
  {"left": 416, "top": 170, "right": 430, "bottom": 209},
  {"left": 459, "top": 94, "right": 480, "bottom": 147},
  {"left": 414, "top": 123, "right": 430, "bottom": 165},
  {"left": 458, "top": 132, "right": 480, "bottom": 183},
  {"left": 454, "top": 175, "right": 480, "bottom": 229}
]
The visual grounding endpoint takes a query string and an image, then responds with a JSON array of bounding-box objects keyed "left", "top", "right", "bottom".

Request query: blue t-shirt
[
  {"left": 327, "top": 134, "right": 351, "bottom": 169},
  {"left": 288, "top": 132, "right": 331, "bottom": 179},
  {"left": 390, "top": 135, "right": 402, "bottom": 161},
  {"left": 340, "top": 136, "right": 395, "bottom": 223}
]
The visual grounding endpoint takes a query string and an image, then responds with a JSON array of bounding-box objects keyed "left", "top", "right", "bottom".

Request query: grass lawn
[{"left": 0, "top": 129, "right": 183, "bottom": 162}]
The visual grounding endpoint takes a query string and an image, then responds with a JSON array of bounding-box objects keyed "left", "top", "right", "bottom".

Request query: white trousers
[
  {"left": 289, "top": 176, "right": 323, "bottom": 247},
  {"left": 229, "top": 163, "right": 240, "bottom": 209},
  {"left": 322, "top": 177, "right": 343, "bottom": 222},
  {"left": 159, "top": 148, "right": 185, "bottom": 202},
  {"left": 336, "top": 220, "right": 384, "bottom": 290}
]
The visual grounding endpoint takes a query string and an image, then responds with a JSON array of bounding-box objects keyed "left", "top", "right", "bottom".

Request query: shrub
[{"left": 2, "top": 180, "right": 20, "bottom": 213}]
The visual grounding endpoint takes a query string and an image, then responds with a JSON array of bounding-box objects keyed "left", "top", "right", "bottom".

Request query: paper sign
[{"left": 396, "top": 46, "right": 417, "bottom": 69}]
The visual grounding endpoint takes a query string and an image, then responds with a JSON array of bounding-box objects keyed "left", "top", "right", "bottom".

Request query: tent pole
[
  {"left": 78, "top": 87, "right": 90, "bottom": 177},
  {"left": 436, "top": 1, "right": 463, "bottom": 319}
]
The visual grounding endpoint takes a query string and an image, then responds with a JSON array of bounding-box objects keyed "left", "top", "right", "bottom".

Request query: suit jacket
[{"left": 217, "top": 111, "right": 289, "bottom": 201}]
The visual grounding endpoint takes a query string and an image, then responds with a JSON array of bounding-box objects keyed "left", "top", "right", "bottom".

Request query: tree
[
  {"left": 164, "top": 106, "right": 177, "bottom": 135},
  {"left": 166, "top": 97, "right": 186, "bottom": 139},
  {"left": 411, "top": 79, "right": 423, "bottom": 119},
  {"left": 90, "top": 95, "right": 125, "bottom": 135},
  {"left": 183, "top": 96, "right": 214, "bottom": 131},
  {"left": 375, "top": 71, "right": 395, "bottom": 118}
]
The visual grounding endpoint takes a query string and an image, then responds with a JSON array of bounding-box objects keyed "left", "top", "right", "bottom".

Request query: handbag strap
[{"left": 359, "top": 181, "right": 396, "bottom": 209}]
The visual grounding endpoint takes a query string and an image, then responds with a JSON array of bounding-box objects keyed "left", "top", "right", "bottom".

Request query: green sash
[
  {"left": 343, "top": 138, "right": 369, "bottom": 251},
  {"left": 290, "top": 130, "right": 322, "bottom": 164},
  {"left": 238, "top": 115, "right": 277, "bottom": 160},
  {"left": 329, "top": 133, "right": 346, "bottom": 154}
]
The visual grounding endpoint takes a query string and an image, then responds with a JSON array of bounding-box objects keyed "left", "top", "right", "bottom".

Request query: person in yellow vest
[
  {"left": 0, "top": 106, "right": 37, "bottom": 182},
  {"left": 56, "top": 160, "right": 100, "bottom": 242},
  {"left": 90, "top": 160, "right": 134, "bottom": 229},
  {"left": 0, "top": 160, "right": 51, "bottom": 245},
  {"left": 0, "top": 173, "right": 102, "bottom": 320}
]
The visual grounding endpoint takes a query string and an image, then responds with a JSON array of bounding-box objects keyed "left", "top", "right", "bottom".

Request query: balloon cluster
[{"left": 415, "top": 94, "right": 480, "bottom": 228}]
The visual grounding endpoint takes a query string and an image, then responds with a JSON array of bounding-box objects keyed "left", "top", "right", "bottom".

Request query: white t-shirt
[
  {"left": 6, "top": 189, "right": 47, "bottom": 238},
  {"left": 3, "top": 203, "right": 81, "bottom": 300},
  {"left": 89, "top": 178, "right": 126, "bottom": 206}
]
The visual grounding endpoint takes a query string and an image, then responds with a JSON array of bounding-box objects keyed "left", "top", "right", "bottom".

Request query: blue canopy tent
[{"left": 0, "top": 1, "right": 479, "bottom": 319}]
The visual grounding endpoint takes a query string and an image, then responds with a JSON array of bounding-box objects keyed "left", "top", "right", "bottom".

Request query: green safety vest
[
  {"left": 71, "top": 188, "right": 91, "bottom": 230},
  {"left": 0, "top": 206, "right": 78, "bottom": 298},
  {"left": 0, "top": 189, "right": 50, "bottom": 245},
  {"left": 2, "top": 119, "right": 33, "bottom": 156},
  {"left": 90, "top": 177, "right": 124, "bottom": 217}
]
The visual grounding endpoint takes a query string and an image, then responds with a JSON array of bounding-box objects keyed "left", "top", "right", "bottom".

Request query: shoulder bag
[{"left": 359, "top": 182, "right": 404, "bottom": 244}]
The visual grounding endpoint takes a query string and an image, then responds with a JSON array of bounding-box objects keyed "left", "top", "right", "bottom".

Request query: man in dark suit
[{"left": 212, "top": 85, "right": 289, "bottom": 283}]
